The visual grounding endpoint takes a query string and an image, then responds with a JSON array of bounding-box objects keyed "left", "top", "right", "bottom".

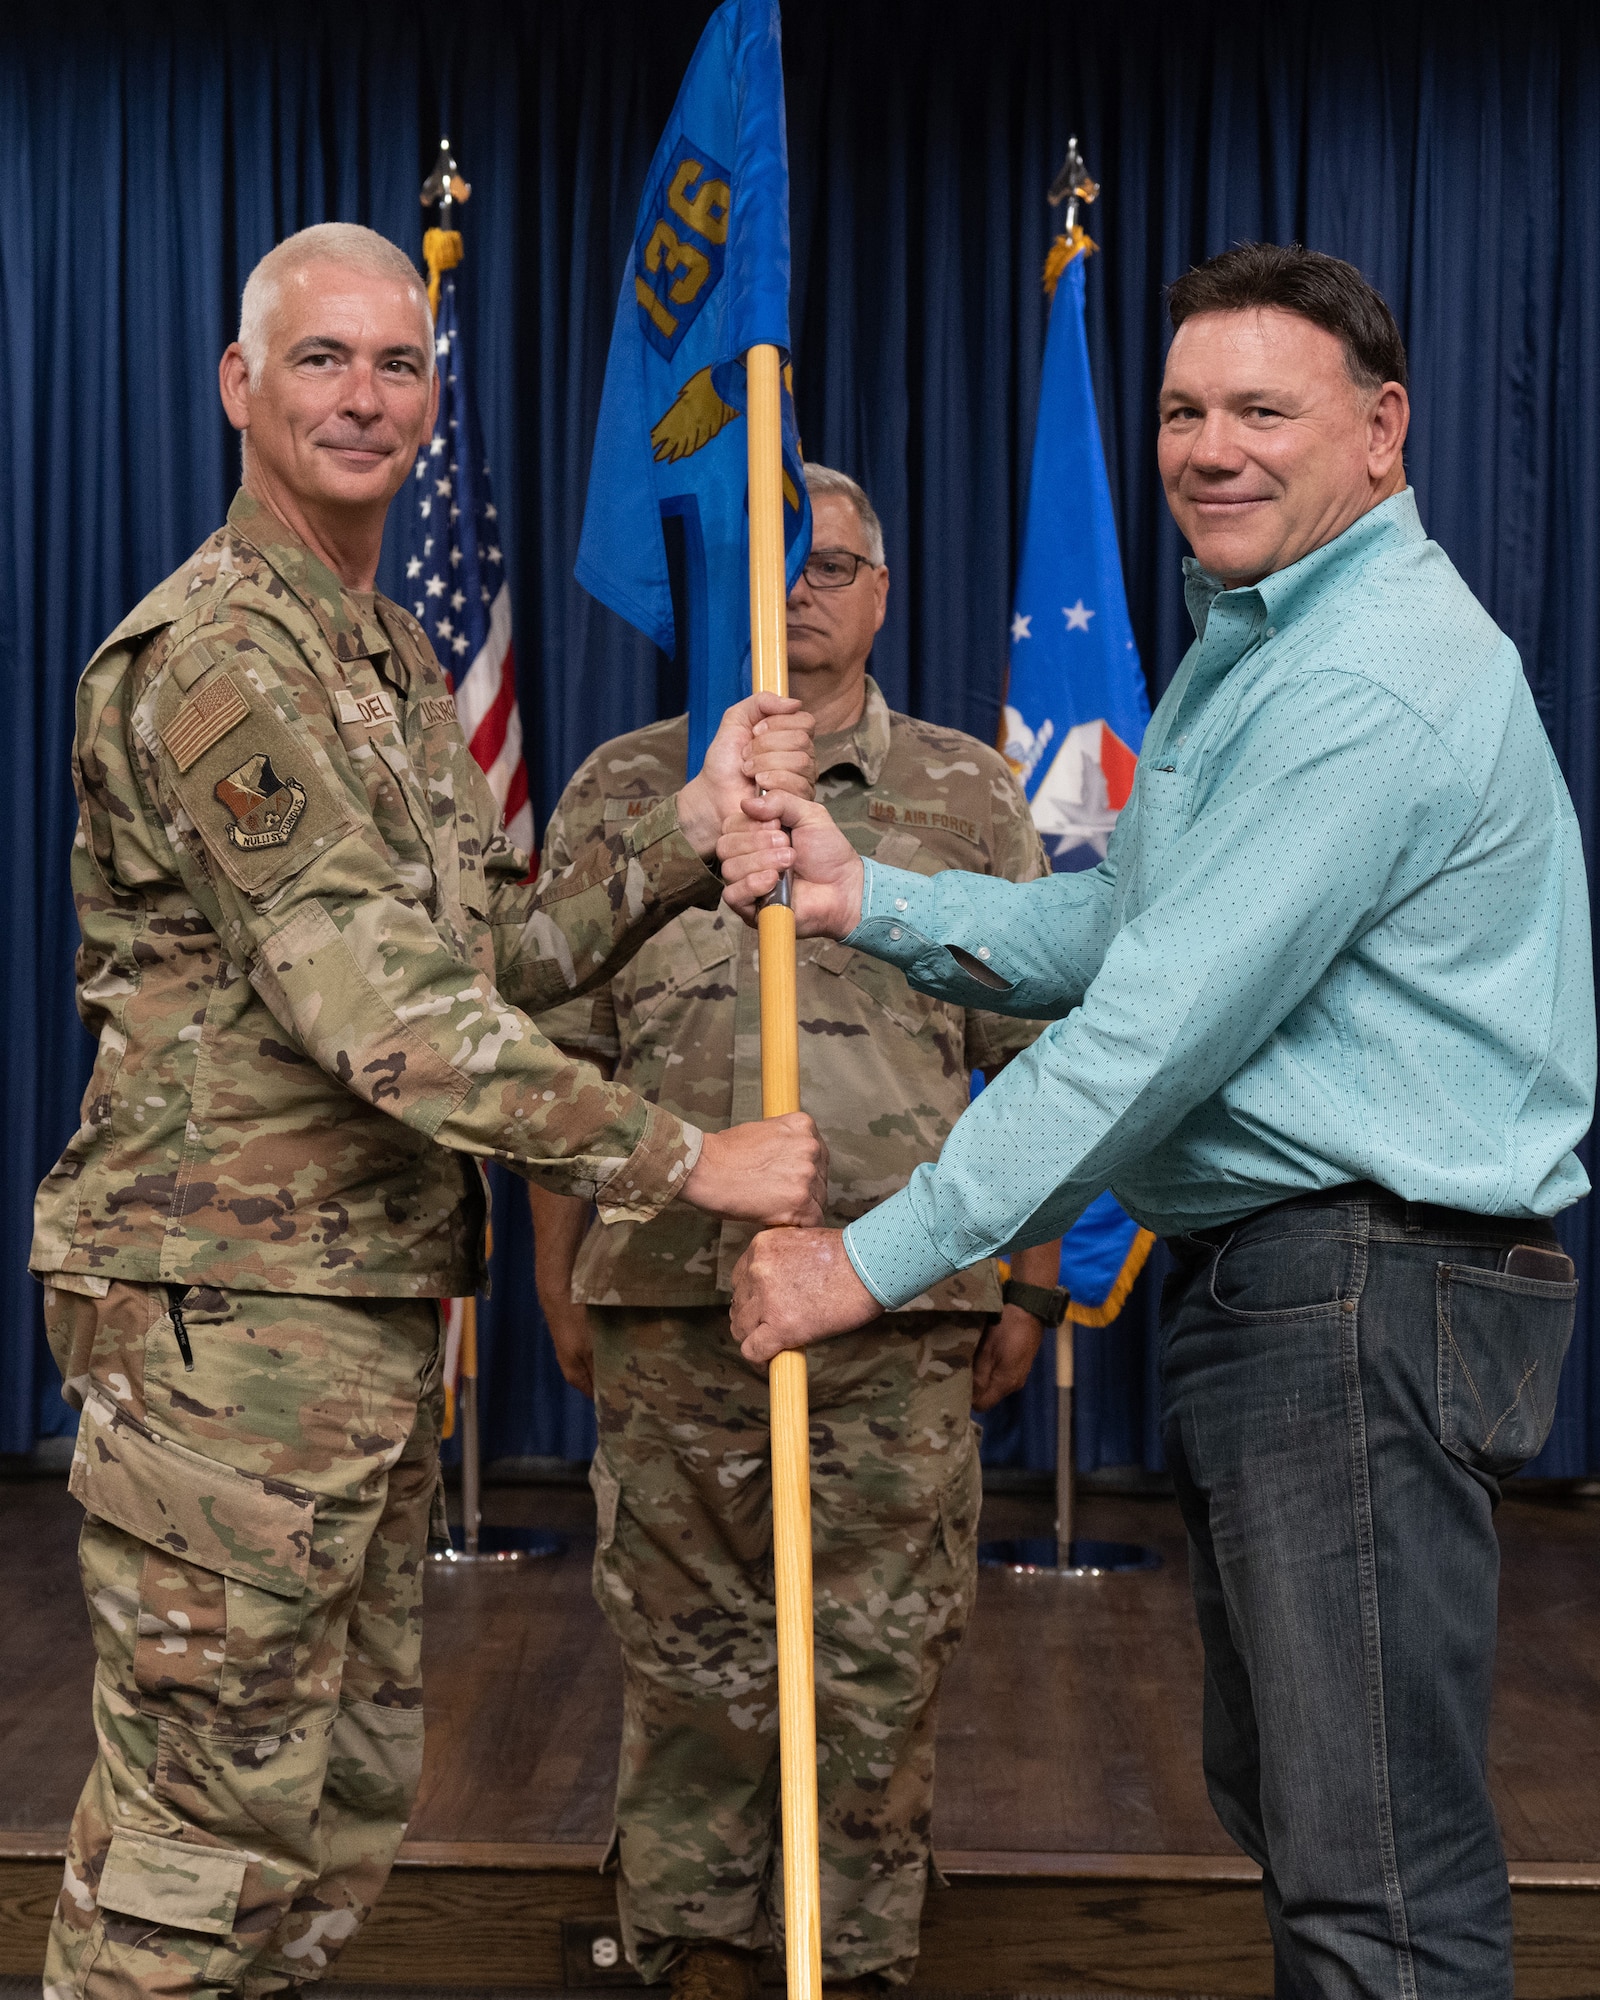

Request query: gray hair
[
  {"left": 237, "top": 224, "right": 433, "bottom": 387},
  {"left": 803, "top": 462, "right": 885, "bottom": 566}
]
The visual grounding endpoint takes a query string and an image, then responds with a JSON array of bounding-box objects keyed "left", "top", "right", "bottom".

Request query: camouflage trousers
[
  {"left": 41, "top": 1278, "right": 444, "bottom": 2000},
  {"left": 589, "top": 1307, "right": 984, "bottom": 1987}
]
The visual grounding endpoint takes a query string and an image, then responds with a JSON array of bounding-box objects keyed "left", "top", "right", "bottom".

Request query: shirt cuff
[
  {"left": 847, "top": 856, "right": 915, "bottom": 934},
  {"left": 843, "top": 861, "right": 929, "bottom": 973},
  {"left": 846, "top": 859, "right": 1015, "bottom": 996},
  {"left": 842, "top": 1185, "right": 962, "bottom": 1310},
  {"left": 593, "top": 1106, "right": 704, "bottom": 1226}
]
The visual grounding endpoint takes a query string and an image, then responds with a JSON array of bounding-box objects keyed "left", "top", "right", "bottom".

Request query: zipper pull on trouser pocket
[{"left": 164, "top": 1285, "right": 195, "bottom": 1371}]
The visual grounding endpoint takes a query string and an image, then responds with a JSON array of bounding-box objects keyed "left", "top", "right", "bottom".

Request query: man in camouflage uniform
[
  {"left": 530, "top": 467, "right": 1064, "bottom": 1996},
  {"left": 31, "top": 223, "right": 826, "bottom": 2000}
]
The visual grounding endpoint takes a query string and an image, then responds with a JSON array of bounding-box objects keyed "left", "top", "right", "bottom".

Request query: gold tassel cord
[
  {"left": 1042, "top": 222, "right": 1098, "bottom": 300},
  {"left": 423, "top": 226, "right": 464, "bottom": 317}
]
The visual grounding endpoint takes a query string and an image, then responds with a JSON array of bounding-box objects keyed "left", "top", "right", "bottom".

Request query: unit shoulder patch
[
  {"left": 161, "top": 675, "right": 250, "bottom": 773},
  {"left": 214, "top": 754, "right": 307, "bottom": 850}
]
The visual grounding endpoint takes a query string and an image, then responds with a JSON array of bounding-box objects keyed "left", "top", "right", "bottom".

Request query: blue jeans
[{"left": 1160, "top": 1188, "right": 1577, "bottom": 1999}]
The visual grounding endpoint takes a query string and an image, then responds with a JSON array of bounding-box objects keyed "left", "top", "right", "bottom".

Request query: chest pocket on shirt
[
  {"left": 804, "top": 936, "right": 947, "bottom": 1040},
  {"left": 1119, "top": 758, "right": 1193, "bottom": 917},
  {"left": 453, "top": 856, "right": 497, "bottom": 984},
  {"left": 333, "top": 672, "right": 442, "bottom": 903},
  {"left": 619, "top": 909, "right": 736, "bottom": 1032}
]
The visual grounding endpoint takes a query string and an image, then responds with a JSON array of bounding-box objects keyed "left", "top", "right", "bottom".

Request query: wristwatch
[{"left": 1000, "top": 1279, "right": 1070, "bottom": 1326}]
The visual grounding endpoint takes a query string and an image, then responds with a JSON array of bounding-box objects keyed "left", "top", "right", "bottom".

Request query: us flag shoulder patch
[{"left": 161, "top": 674, "right": 250, "bottom": 773}]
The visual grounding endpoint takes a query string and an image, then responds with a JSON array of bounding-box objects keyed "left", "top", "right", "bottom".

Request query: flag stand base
[
  {"left": 977, "top": 1372, "right": 1159, "bottom": 1575},
  {"left": 977, "top": 1534, "right": 1159, "bottom": 1576},
  {"left": 429, "top": 1524, "right": 565, "bottom": 1566},
  {"left": 431, "top": 1333, "right": 565, "bottom": 1565}
]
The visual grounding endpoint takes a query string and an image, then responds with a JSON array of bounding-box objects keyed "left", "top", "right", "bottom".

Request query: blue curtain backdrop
[{"left": 3, "top": 0, "right": 1597, "bottom": 1479}]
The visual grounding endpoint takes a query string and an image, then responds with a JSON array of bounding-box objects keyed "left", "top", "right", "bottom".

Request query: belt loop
[{"left": 1402, "top": 1199, "right": 1422, "bottom": 1234}]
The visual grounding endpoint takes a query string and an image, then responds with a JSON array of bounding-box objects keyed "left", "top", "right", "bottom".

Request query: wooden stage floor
[{"left": 3, "top": 1476, "right": 1598, "bottom": 1996}]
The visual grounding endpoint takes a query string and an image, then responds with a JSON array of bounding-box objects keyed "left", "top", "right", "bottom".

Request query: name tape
[{"left": 335, "top": 688, "right": 399, "bottom": 731}]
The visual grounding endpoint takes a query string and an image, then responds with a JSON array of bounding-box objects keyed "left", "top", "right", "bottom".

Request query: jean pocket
[
  {"left": 1436, "top": 1263, "right": 1578, "bottom": 1477},
  {"left": 1208, "top": 1221, "right": 1357, "bottom": 1320}
]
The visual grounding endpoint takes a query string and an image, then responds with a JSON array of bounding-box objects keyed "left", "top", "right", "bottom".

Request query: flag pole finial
[
  {"left": 420, "top": 136, "right": 472, "bottom": 315},
  {"left": 1043, "top": 136, "right": 1101, "bottom": 297}
]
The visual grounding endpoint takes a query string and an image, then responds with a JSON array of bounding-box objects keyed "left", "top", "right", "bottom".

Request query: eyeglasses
[{"left": 800, "top": 548, "right": 880, "bottom": 590}]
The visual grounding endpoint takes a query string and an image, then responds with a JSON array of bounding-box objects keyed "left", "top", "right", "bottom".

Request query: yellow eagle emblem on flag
[
  {"left": 649, "top": 365, "right": 802, "bottom": 511},
  {"left": 650, "top": 367, "right": 740, "bottom": 463}
]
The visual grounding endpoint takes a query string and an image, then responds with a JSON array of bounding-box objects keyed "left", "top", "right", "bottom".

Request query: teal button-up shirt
[{"left": 841, "top": 491, "right": 1595, "bottom": 1310}]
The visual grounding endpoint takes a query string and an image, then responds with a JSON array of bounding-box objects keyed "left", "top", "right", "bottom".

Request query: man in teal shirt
[{"left": 717, "top": 245, "right": 1594, "bottom": 1998}]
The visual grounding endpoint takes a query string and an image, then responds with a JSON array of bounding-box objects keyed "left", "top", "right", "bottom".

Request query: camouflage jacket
[
  {"left": 31, "top": 491, "right": 722, "bottom": 1299},
  {"left": 537, "top": 680, "right": 1049, "bottom": 1315}
]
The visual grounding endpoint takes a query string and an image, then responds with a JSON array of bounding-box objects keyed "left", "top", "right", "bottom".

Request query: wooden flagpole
[{"left": 745, "top": 341, "right": 823, "bottom": 2000}]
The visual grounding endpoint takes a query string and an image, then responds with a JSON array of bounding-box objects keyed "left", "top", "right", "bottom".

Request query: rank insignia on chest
[{"left": 214, "top": 754, "right": 307, "bottom": 850}]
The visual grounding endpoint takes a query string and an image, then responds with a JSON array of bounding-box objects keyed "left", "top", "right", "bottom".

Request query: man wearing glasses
[{"left": 528, "top": 464, "right": 1062, "bottom": 1999}]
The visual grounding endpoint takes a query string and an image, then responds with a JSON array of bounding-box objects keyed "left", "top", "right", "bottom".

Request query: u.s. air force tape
[{"left": 160, "top": 674, "right": 250, "bottom": 773}]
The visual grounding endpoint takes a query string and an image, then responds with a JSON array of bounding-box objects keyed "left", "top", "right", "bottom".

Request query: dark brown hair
[{"left": 1167, "top": 243, "right": 1408, "bottom": 392}]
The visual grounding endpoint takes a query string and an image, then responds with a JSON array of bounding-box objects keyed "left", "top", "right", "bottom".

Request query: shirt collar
[
  {"left": 226, "top": 488, "right": 399, "bottom": 683},
  {"left": 816, "top": 674, "right": 892, "bottom": 787},
  {"left": 1182, "top": 487, "right": 1425, "bottom": 642}
]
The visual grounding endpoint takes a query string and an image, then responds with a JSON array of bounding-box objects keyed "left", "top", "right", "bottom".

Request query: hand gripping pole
[{"left": 746, "top": 341, "right": 822, "bottom": 2000}]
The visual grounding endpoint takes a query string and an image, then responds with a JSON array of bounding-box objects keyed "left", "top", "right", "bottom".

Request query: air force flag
[
  {"left": 576, "top": 0, "right": 810, "bottom": 776},
  {"left": 1003, "top": 250, "right": 1149, "bottom": 871},
  {"left": 1005, "top": 241, "right": 1154, "bottom": 1328}
]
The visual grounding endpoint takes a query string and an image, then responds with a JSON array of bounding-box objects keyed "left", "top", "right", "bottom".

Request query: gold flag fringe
[
  {"left": 1064, "top": 1228, "right": 1157, "bottom": 1326},
  {"left": 1042, "top": 222, "right": 1098, "bottom": 299},
  {"left": 423, "top": 226, "right": 464, "bottom": 317}
]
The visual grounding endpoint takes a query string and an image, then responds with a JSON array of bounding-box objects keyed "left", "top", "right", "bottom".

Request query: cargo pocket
[
  {"left": 924, "top": 1434, "right": 982, "bottom": 1686},
  {"left": 590, "top": 1449, "right": 622, "bottom": 1553},
  {"left": 325, "top": 1697, "right": 427, "bottom": 1827},
  {"left": 588, "top": 1449, "right": 646, "bottom": 1652},
  {"left": 427, "top": 1469, "right": 452, "bottom": 1553},
  {"left": 70, "top": 1387, "right": 314, "bottom": 1731},
  {"left": 937, "top": 1428, "right": 983, "bottom": 1568},
  {"left": 1437, "top": 1261, "right": 1578, "bottom": 1478},
  {"left": 807, "top": 935, "right": 948, "bottom": 1040},
  {"left": 96, "top": 1826, "right": 248, "bottom": 1982},
  {"left": 98, "top": 1828, "right": 246, "bottom": 1935}
]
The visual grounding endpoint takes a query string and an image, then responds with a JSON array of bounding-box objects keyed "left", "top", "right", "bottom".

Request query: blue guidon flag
[
  {"left": 576, "top": 0, "right": 811, "bottom": 775},
  {"left": 1004, "top": 239, "right": 1154, "bottom": 1327},
  {"left": 401, "top": 273, "right": 534, "bottom": 856}
]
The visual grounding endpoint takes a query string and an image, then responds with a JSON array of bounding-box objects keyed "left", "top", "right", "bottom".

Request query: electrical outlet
[{"left": 560, "top": 1917, "right": 643, "bottom": 1987}]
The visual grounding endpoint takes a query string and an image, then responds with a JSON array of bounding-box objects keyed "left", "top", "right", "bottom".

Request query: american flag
[{"left": 403, "top": 275, "right": 534, "bottom": 854}]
